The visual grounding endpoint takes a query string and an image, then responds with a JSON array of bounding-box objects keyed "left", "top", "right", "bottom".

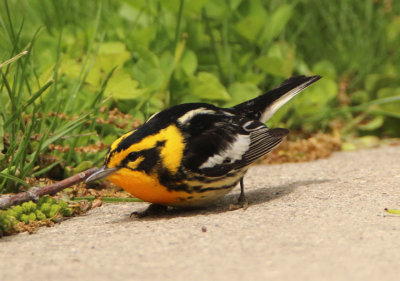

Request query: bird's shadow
[{"left": 110, "top": 179, "right": 330, "bottom": 223}]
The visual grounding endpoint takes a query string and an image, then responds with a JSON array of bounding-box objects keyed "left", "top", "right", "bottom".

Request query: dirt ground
[{"left": 1, "top": 145, "right": 399, "bottom": 281}]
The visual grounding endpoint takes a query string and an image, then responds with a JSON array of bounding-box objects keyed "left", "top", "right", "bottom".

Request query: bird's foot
[
  {"left": 229, "top": 193, "right": 248, "bottom": 211},
  {"left": 130, "top": 204, "right": 169, "bottom": 218}
]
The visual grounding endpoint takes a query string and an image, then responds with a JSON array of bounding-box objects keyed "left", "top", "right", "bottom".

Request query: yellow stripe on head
[
  {"left": 110, "top": 130, "right": 135, "bottom": 152},
  {"left": 107, "top": 125, "right": 184, "bottom": 174}
]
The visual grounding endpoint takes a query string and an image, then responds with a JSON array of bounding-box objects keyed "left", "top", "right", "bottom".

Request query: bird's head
[{"left": 85, "top": 124, "right": 184, "bottom": 184}]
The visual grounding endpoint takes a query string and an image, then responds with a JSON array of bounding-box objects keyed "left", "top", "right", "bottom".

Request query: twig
[{"left": 0, "top": 168, "right": 99, "bottom": 210}]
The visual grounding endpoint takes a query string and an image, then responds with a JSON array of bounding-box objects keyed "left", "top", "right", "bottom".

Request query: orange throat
[{"left": 107, "top": 168, "right": 187, "bottom": 205}]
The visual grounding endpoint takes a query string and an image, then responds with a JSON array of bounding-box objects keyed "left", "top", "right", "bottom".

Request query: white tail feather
[{"left": 260, "top": 80, "right": 316, "bottom": 123}]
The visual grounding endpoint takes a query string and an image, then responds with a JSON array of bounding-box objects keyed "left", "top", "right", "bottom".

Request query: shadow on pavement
[{"left": 110, "top": 179, "right": 330, "bottom": 222}]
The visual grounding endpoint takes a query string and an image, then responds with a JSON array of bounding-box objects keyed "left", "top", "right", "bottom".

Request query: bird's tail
[{"left": 232, "top": 75, "right": 321, "bottom": 122}]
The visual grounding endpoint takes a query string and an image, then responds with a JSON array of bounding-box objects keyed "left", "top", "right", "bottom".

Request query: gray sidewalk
[{"left": 1, "top": 145, "right": 400, "bottom": 281}]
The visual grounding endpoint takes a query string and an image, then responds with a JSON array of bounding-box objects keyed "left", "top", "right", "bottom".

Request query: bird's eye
[{"left": 127, "top": 152, "right": 139, "bottom": 162}]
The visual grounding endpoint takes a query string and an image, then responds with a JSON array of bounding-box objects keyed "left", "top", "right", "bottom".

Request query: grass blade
[
  {"left": 3, "top": 79, "right": 54, "bottom": 127},
  {"left": 0, "top": 172, "right": 30, "bottom": 188},
  {"left": 0, "top": 50, "right": 28, "bottom": 69}
]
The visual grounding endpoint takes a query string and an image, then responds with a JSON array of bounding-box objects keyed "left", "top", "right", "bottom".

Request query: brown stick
[{"left": 0, "top": 168, "right": 99, "bottom": 210}]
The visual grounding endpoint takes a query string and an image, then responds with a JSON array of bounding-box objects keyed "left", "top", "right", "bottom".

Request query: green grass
[
  {"left": 0, "top": 0, "right": 114, "bottom": 192},
  {"left": 289, "top": 1, "right": 396, "bottom": 86},
  {"left": 0, "top": 0, "right": 399, "bottom": 193}
]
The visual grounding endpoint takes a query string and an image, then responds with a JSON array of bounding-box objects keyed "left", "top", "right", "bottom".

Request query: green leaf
[
  {"left": 119, "top": 1, "right": 149, "bottom": 25},
  {"left": 63, "top": 42, "right": 131, "bottom": 88},
  {"left": 341, "top": 142, "right": 357, "bottom": 151},
  {"left": 295, "top": 59, "right": 313, "bottom": 76},
  {"left": 225, "top": 82, "right": 260, "bottom": 107},
  {"left": 293, "top": 78, "right": 338, "bottom": 117},
  {"left": 99, "top": 42, "right": 127, "bottom": 55},
  {"left": 351, "top": 90, "right": 370, "bottom": 104},
  {"left": 263, "top": 4, "right": 293, "bottom": 42},
  {"left": 128, "top": 110, "right": 145, "bottom": 122},
  {"left": 180, "top": 50, "right": 198, "bottom": 76},
  {"left": 357, "top": 136, "right": 380, "bottom": 148},
  {"left": 255, "top": 42, "right": 295, "bottom": 77},
  {"left": 180, "top": 94, "right": 204, "bottom": 104},
  {"left": 358, "top": 116, "right": 384, "bottom": 131},
  {"left": 145, "top": 95, "right": 165, "bottom": 114},
  {"left": 204, "top": 1, "right": 229, "bottom": 19},
  {"left": 312, "top": 60, "right": 337, "bottom": 80},
  {"left": 255, "top": 56, "right": 285, "bottom": 77},
  {"left": 189, "top": 72, "right": 230, "bottom": 101},
  {"left": 385, "top": 209, "right": 400, "bottom": 215},
  {"left": 61, "top": 59, "right": 82, "bottom": 80},
  {"left": 376, "top": 87, "right": 400, "bottom": 114},
  {"left": 235, "top": 15, "right": 266, "bottom": 42},
  {"left": 130, "top": 26, "right": 157, "bottom": 49},
  {"left": 184, "top": 0, "right": 212, "bottom": 15},
  {"left": 132, "top": 45, "right": 160, "bottom": 67},
  {"left": 230, "top": 0, "right": 243, "bottom": 11},
  {"left": 133, "top": 59, "right": 164, "bottom": 91},
  {"left": 105, "top": 71, "right": 144, "bottom": 99},
  {"left": 96, "top": 42, "right": 131, "bottom": 72}
]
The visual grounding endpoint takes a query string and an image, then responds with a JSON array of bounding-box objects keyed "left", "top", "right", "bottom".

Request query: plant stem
[
  {"left": 174, "top": 0, "right": 185, "bottom": 50},
  {"left": 72, "top": 197, "right": 142, "bottom": 203}
]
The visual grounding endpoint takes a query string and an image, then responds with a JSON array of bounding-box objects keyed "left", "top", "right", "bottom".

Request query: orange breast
[{"left": 107, "top": 168, "right": 189, "bottom": 205}]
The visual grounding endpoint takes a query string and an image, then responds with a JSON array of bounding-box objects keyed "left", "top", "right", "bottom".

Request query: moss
[
  {"left": 35, "top": 210, "right": 46, "bottom": 220},
  {"left": 6, "top": 208, "right": 18, "bottom": 218},
  {"left": 49, "top": 204, "right": 61, "bottom": 218},
  {"left": 28, "top": 212, "right": 37, "bottom": 222},
  {"left": 21, "top": 201, "right": 37, "bottom": 214},
  {"left": 61, "top": 207, "right": 72, "bottom": 217},
  {"left": 0, "top": 211, "right": 17, "bottom": 234},
  {"left": 1, "top": 196, "right": 73, "bottom": 236},
  {"left": 20, "top": 214, "right": 30, "bottom": 224},
  {"left": 38, "top": 196, "right": 56, "bottom": 206},
  {"left": 40, "top": 203, "right": 52, "bottom": 217},
  {"left": 12, "top": 205, "right": 23, "bottom": 220}
]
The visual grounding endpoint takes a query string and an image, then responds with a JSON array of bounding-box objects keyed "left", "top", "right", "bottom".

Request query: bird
[{"left": 86, "top": 75, "right": 321, "bottom": 214}]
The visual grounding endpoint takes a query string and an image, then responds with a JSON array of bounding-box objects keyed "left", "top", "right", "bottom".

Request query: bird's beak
[{"left": 85, "top": 166, "right": 120, "bottom": 183}]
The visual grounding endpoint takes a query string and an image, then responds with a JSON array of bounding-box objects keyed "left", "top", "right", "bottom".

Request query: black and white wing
[
  {"left": 181, "top": 112, "right": 288, "bottom": 177},
  {"left": 240, "top": 121, "right": 288, "bottom": 167}
]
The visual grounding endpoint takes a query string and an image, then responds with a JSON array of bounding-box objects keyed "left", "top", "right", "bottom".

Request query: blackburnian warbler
[{"left": 86, "top": 75, "right": 321, "bottom": 212}]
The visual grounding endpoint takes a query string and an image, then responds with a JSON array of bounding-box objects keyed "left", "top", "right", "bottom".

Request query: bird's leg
[
  {"left": 237, "top": 178, "right": 248, "bottom": 207},
  {"left": 229, "top": 177, "right": 249, "bottom": 210},
  {"left": 130, "top": 203, "right": 169, "bottom": 218}
]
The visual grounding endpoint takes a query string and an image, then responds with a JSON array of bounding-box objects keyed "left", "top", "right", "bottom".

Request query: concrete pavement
[{"left": 1, "top": 145, "right": 400, "bottom": 281}]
